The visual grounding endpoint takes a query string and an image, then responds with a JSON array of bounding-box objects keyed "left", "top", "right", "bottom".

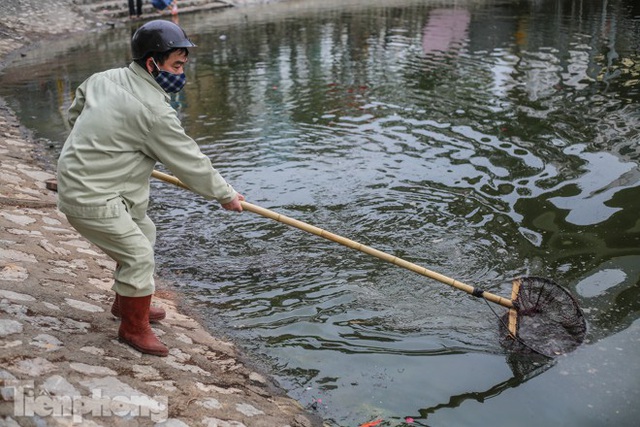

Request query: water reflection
[
  {"left": 1, "top": 0, "right": 639, "bottom": 425},
  {"left": 422, "top": 8, "right": 470, "bottom": 56},
  {"left": 409, "top": 353, "right": 552, "bottom": 424}
]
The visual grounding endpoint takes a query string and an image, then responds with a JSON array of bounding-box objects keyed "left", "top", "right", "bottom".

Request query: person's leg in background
[
  {"left": 128, "top": 0, "right": 136, "bottom": 19},
  {"left": 136, "top": 0, "right": 143, "bottom": 18},
  {"left": 129, "top": 0, "right": 143, "bottom": 19}
]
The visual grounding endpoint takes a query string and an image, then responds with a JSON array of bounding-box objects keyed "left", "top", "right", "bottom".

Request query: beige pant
[{"left": 66, "top": 210, "right": 156, "bottom": 297}]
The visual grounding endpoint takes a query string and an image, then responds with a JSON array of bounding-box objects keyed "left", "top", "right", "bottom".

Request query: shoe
[
  {"left": 111, "top": 293, "right": 166, "bottom": 322},
  {"left": 117, "top": 294, "right": 169, "bottom": 356},
  {"left": 45, "top": 178, "right": 58, "bottom": 192}
]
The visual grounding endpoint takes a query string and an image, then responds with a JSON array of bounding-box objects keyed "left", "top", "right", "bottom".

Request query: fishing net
[{"left": 499, "top": 277, "right": 587, "bottom": 357}]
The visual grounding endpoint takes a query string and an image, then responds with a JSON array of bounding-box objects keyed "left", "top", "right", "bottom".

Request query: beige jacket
[{"left": 57, "top": 62, "right": 236, "bottom": 220}]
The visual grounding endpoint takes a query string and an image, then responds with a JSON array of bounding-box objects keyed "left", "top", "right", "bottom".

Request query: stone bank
[{"left": 0, "top": 0, "right": 322, "bottom": 426}]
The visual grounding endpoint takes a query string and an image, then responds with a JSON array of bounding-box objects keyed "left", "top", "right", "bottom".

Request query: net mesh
[{"left": 499, "top": 277, "right": 587, "bottom": 357}]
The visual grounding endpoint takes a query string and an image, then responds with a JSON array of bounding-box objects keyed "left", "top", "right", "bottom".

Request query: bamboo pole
[{"left": 151, "top": 169, "right": 514, "bottom": 309}]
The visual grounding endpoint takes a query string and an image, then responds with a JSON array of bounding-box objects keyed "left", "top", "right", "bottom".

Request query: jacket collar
[{"left": 129, "top": 61, "right": 170, "bottom": 101}]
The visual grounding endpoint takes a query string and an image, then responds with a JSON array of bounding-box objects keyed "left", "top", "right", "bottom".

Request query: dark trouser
[{"left": 128, "top": 0, "right": 142, "bottom": 16}]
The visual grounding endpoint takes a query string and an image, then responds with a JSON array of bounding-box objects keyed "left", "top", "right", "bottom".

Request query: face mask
[{"left": 152, "top": 59, "right": 186, "bottom": 93}]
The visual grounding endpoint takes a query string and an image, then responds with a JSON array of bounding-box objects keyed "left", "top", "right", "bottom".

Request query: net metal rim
[{"left": 498, "top": 276, "right": 587, "bottom": 357}]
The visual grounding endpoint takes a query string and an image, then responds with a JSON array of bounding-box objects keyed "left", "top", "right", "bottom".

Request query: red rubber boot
[
  {"left": 111, "top": 294, "right": 166, "bottom": 322},
  {"left": 117, "top": 295, "right": 169, "bottom": 357}
]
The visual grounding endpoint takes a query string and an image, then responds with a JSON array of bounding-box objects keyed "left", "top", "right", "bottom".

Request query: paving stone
[
  {"left": 80, "top": 346, "right": 105, "bottom": 356},
  {"left": 42, "top": 302, "right": 61, "bottom": 311},
  {"left": 0, "top": 299, "right": 28, "bottom": 317},
  {"left": 17, "top": 167, "right": 54, "bottom": 181},
  {"left": 0, "top": 289, "right": 35, "bottom": 301},
  {"left": 156, "top": 419, "right": 190, "bottom": 427},
  {"left": 0, "top": 369, "right": 18, "bottom": 400},
  {"left": 249, "top": 372, "right": 267, "bottom": 385},
  {"left": 0, "top": 248, "right": 38, "bottom": 263},
  {"left": 42, "top": 216, "right": 62, "bottom": 225},
  {"left": 78, "top": 247, "right": 105, "bottom": 257},
  {"left": 65, "top": 298, "right": 104, "bottom": 313},
  {"left": 11, "top": 357, "right": 57, "bottom": 376},
  {"left": 6, "top": 228, "right": 43, "bottom": 236},
  {"left": 202, "top": 418, "right": 247, "bottom": 427},
  {"left": 0, "top": 212, "right": 36, "bottom": 226},
  {"left": 39, "top": 239, "right": 72, "bottom": 256},
  {"left": 132, "top": 364, "right": 162, "bottom": 380},
  {"left": 165, "top": 356, "right": 211, "bottom": 376},
  {"left": 175, "top": 332, "right": 193, "bottom": 344},
  {"left": 59, "top": 239, "right": 92, "bottom": 249},
  {"left": 69, "top": 362, "right": 117, "bottom": 376},
  {"left": 42, "top": 374, "right": 80, "bottom": 396},
  {"left": 88, "top": 277, "right": 114, "bottom": 291},
  {"left": 26, "top": 315, "right": 91, "bottom": 333},
  {"left": 50, "top": 258, "right": 89, "bottom": 270},
  {"left": 0, "top": 340, "right": 23, "bottom": 349},
  {"left": 146, "top": 380, "right": 178, "bottom": 392},
  {"left": 0, "top": 417, "right": 21, "bottom": 427},
  {"left": 0, "top": 318, "right": 23, "bottom": 336},
  {"left": 196, "top": 381, "right": 242, "bottom": 395},
  {"left": 78, "top": 376, "right": 166, "bottom": 415},
  {"left": 235, "top": 403, "right": 264, "bottom": 417},
  {"left": 30, "top": 333, "right": 64, "bottom": 351},
  {"left": 196, "top": 397, "right": 222, "bottom": 409}
]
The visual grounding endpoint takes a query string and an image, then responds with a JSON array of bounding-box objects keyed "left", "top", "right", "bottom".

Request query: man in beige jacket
[{"left": 57, "top": 20, "right": 244, "bottom": 356}]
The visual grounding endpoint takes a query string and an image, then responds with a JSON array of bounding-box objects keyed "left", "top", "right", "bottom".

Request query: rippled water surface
[{"left": 2, "top": 0, "right": 639, "bottom": 425}]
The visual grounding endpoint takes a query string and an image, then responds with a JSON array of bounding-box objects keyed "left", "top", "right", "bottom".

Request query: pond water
[{"left": 1, "top": 0, "right": 639, "bottom": 425}]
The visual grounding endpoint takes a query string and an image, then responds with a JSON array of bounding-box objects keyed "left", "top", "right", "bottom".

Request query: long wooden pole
[{"left": 151, "top": 170, "right": 514, "bottom": 309}]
